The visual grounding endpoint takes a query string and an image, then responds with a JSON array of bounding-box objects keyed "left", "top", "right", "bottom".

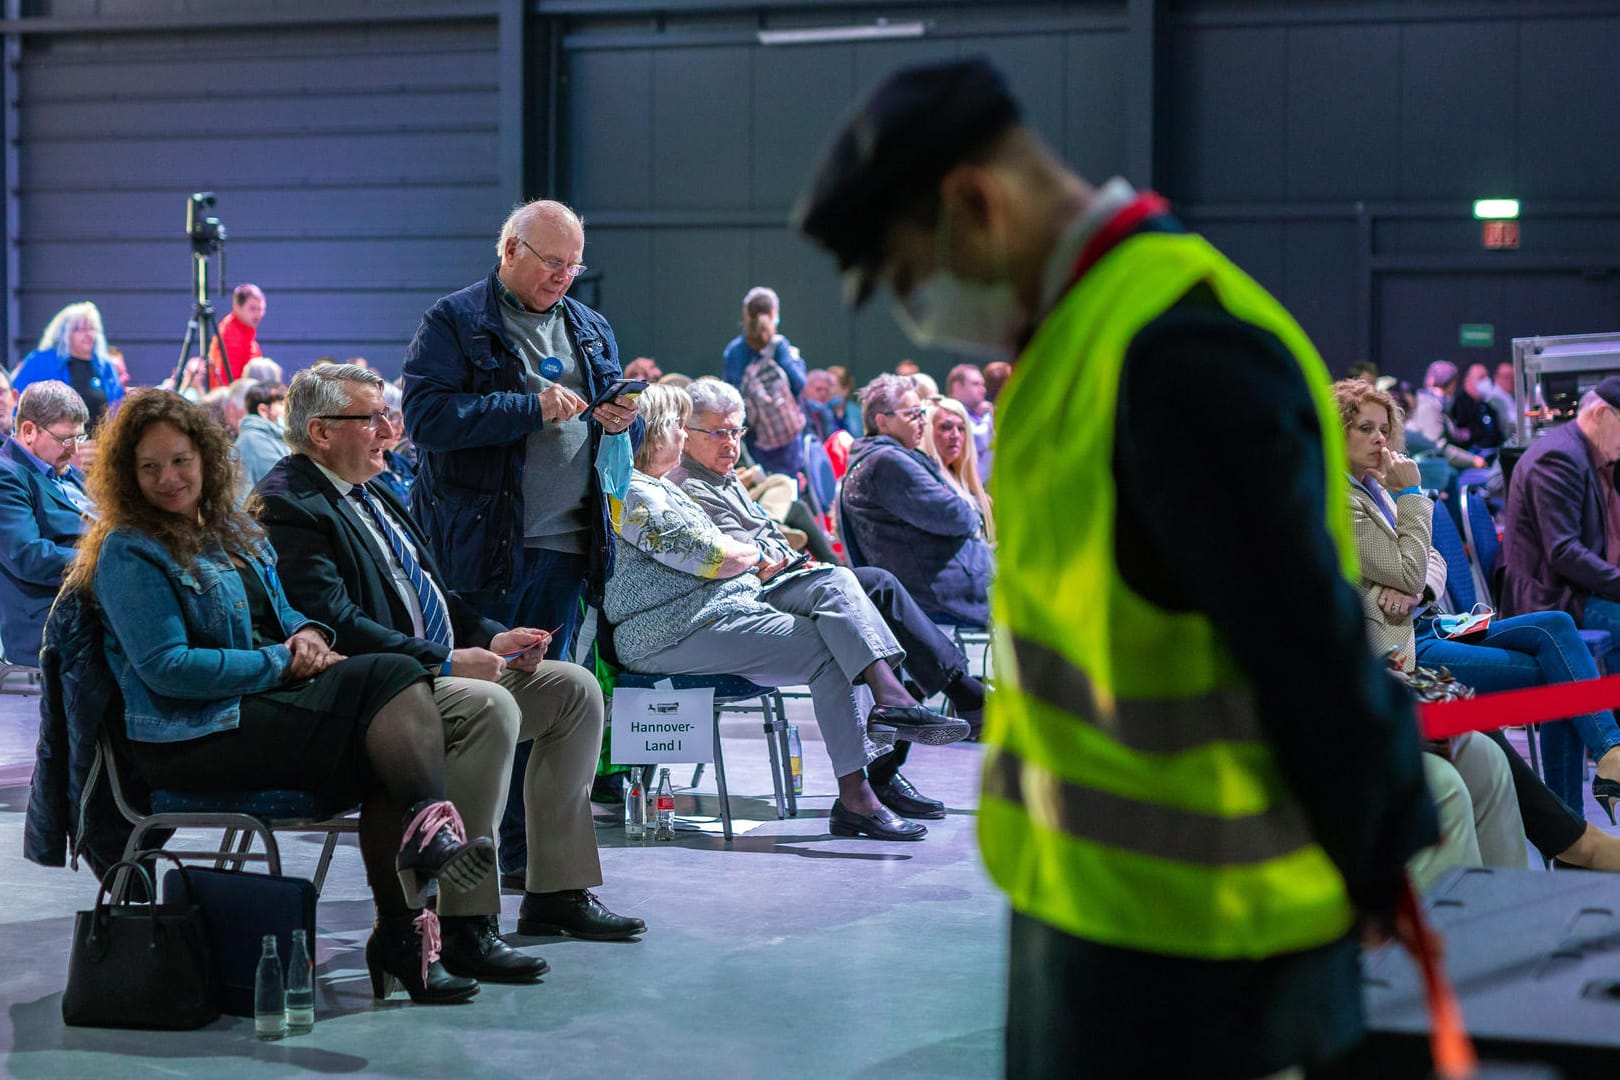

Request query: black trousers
[
  {"left": 1484, "top": 728, "right": 1584, "bottom": 861},
  {"left": 853, "top": 565, "right": 970, "bottom": 781},
  {"left": 1006, "top": 911, "right": 1364, "bottom": 1079}
]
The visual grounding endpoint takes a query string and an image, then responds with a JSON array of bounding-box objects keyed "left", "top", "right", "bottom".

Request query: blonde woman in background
[{"left": 923, "top": 396, "right": 995, "bottom": 544}]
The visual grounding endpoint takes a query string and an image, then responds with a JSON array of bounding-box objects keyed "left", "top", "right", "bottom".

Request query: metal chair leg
[
  {"left": 775, "top": 693, "right": 797, "bottom": 817},
  {"left": 311, "top": 830, "right": 340, "bottom": 895},
  {"left": 712, "top": 707, "right": 733, "bottom": 842},
  {"left": 691, "top": 763, "right": 705, "bottom": 788},
  {"left": 762, "top": 694, "right": 787, "bottom": 820}
]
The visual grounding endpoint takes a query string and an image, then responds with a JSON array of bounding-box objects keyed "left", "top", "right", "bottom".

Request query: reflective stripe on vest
[{"left": 979, "top": 229, "right": 1356, "bottom": 960}]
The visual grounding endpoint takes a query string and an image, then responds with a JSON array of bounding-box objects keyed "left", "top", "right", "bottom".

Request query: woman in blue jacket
[
  {"left": 13, "top": 302, "right": 125, "bottom": 427},
  {"left": 66, "top": 389, "right": 495, "bottom": 1005},
  {"left": 839, "top": 374, "right": 993, "bottom": 629}
]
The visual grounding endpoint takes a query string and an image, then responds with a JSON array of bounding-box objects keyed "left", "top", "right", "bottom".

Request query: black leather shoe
[
  {"left": 366, "top": 913, "right": 479, "bottom": 1004},
  {"left": 518, "top": 889, "right": 646, "bottom": 941},
  {"left": 872, "top": 772, "right": 946, "bottom": 819},
  {"left": 439, "top": 914, "right": 548, "bottom": 983},
  {"left": 867, "top": 704, "right": 970, "bottom": 746},
  {"left": 828, "top": 799, "right": 927, "bottom": 841}
]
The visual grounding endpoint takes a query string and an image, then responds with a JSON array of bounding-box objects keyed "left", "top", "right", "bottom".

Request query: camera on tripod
[{"left": 186, "top": 192, "right": 226, "bottom": 255}]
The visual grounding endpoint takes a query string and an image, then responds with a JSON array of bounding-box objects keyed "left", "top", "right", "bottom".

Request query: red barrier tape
[
  {"left": 1419, "top": 672, "right": 1620, "bottom": 739},
  {"left": 1398, "top": 879, "right": 1478, "bottom": 1079}
]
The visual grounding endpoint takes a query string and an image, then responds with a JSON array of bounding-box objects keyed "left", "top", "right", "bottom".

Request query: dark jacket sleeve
[
  {"left": 1523, "top": 444, "right": 1620, "bottom": 602},
  {"left": 401, "top": 304, "right": 545, "bottom": 452},
  {"left": 257, "top": 490, "right": 452, "bottom": 669},
  {"left": 1115, "top": 299, "right": 1437, "bottom": 922},
  {"left": 862, "top": 447, "right": 982, "bottom": 539}
]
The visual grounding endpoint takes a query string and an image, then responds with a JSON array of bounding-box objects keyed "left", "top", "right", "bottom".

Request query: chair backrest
[
  {"left": 1459, "top": 484, "right": 1500, "bottom": 605},
  {"left": 1428, "top": 498, "right": 1477, "bottom": 611},
  {"left": 801, "top": 430, "right": 837, "bottom": 515}
]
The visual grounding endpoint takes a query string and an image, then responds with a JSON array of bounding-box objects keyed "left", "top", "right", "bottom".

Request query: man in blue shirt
[{"left": 0, "top": 381, "right": 93, "bottom": 666}]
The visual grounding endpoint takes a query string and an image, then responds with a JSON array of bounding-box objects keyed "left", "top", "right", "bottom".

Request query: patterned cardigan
[
  {"left": 602, "top": 471, "right": 768, "bottom": 667},
  {"left": 1347, "top": 478, "right": 1448, "bottom": 672}
]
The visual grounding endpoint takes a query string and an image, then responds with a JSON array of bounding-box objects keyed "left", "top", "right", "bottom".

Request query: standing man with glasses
[
  {"left": 0, "top": 381, "right": 94, "bottom": 666},
  {"left": 403, "top": 199, "right": 642, "bottom": 886}
]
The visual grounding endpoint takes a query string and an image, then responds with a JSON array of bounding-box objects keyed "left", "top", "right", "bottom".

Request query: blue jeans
[
  {"left": 463, "top": 545, "right": 591, "bottom": 878},
  {"left": 1414, "top": 609, "right": 1620, "bottom": 816}
]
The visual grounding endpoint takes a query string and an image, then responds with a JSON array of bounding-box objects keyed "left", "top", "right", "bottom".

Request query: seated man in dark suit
[
  {"left": 0, "top": 381, "right": 93, "bottom": 666},
  {"left": 1502, "top": 378, "right": 1620, "bottom": 640},
  {"left": 255, "top": 364, "right": 644, "bottom": 984}
]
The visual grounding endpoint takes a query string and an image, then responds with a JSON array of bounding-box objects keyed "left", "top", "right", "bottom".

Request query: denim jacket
[
  {"left": 91, "top": 527, "right": 328, "bottom": 742},
  {"left": 401, "top": 265, "right": 643, "bottom": 603}
]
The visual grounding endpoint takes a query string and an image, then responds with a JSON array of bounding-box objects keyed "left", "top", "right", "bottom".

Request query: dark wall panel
[
  {"left": 1284, "top": 25, "right": 1400, "bottom": 202},
  {"left": 649, "top": 226, "right": 749, "bottom": 373},
  {"left": 1064, "top": 32, "right": 1130, "bottom": 185},
  {"left": 1398, "top": 21, "right": 1517, "bottom": 200},
  {"left": 1518, "top": 16, "right": 1620, "bottom": 201},
  {"left": 1165, "top": 27, "right": 1289, "bottom": 204},
  {"left": 750, "top": 46, "right": 857, "bottom": 211},
  {"left": 14, "top": 17, "right": 505, "bottom": 382},
  {"left": 566, "top": 48, "right": 654, "bottom": 210},
  {"left": 651, "top": 47, "right": 751, "bottom": 210}
]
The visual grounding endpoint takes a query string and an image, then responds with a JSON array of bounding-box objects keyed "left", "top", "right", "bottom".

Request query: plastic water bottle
[
  {"left": 654, "top": 768, "right": 675, "bottom": 841},
  {"left": 787, "top": 723, "right": 804, "bottom": 796},
  {"left": 624, "top": 772, "right": 646, "bottom": 839},
  {"left": 284, "top": 929, "right": 314, "bottom": 1034},
  {"left": 254, "top": 934, "right": 286, "bottom": 1040}
]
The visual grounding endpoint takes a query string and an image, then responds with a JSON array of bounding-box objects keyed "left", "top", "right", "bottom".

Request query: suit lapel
[{"left": 1350, "top": 479, "right": 1398, "bottom": 538}]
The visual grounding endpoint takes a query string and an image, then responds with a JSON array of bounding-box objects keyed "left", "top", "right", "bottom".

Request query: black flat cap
[
  {"left": 792, "top": 56, "right": 1021, "bottom": 307},
  {"left": 1594, "top": 376, "right": 1620, "bottom": 410}
]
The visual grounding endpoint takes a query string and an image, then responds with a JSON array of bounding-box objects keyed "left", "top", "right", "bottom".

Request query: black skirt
[{"left": 129, "top": 652, "right": 431, "bottom": 802}]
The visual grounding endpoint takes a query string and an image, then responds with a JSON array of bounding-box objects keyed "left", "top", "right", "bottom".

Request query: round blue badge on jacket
[{"left": 540, "top": 356, "right": 564, "bottom": 380}]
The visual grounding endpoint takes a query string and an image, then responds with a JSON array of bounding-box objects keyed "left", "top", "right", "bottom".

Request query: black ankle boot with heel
[{"left": 366, "top": 912, "right": 479, "bottom": 1004}]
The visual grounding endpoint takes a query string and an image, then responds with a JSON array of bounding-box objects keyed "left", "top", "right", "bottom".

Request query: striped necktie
[{"left": 353, "top": 487, "right": 451, "bottom": 647}]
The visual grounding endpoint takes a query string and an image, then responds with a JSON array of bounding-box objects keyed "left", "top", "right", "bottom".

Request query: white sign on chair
[{"left": 610, "top": 684, "right": 715, "bottom": 764}]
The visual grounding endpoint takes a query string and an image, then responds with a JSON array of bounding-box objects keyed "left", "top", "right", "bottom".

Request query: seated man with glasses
[
  {"left": 257, "top": 363, "right": 644, "bottom": 984},
  {"left": 839, "top": 374, "right": 995, "bottom": 631},
  {"left": 0, "top": 380, "right": 95, "bottom": 666},
  {"left": 402, "top": 197, "right": 643, "bottom": 884},
  {"left": 670, "top": 377, "right": 987, "bottom": 818}
]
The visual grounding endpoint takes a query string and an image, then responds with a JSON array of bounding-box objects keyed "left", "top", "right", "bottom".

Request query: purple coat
[{"left": 1501, "top": 418, "right": 1620, "bottom": 621}]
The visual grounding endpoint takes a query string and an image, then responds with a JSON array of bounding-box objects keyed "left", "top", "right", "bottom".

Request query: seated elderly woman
[
  {"left": 669, "top": 377, "right": 986, "bottom": 820},
  {"left": 604, "top": 384, "right": 967, "bottom": 841},
  {"left": 839, "top": 374, "right": 993, "bottom": 629},
  {"left": 1335, "top": 377, "right": 1620, "bottom": 873},
  {"left": 69, "top": 389, "right": 495, "bottom": 1004}
]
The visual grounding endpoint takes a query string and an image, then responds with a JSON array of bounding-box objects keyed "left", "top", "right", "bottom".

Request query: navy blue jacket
[
  {"left": 1501, "top": 417, "right": 1620, "bottom": 622},
  {"left": 24, "top": 588, "right": 144, "bottom": 877},
  {"left": 401, "top": 266, "right": 642, "bottom": 603},
  {"left": 0, "top": 437, "right": 90, "bottom": 666},
  {"left": 838, "top": 435, "right": 992, "bottom": 628}
]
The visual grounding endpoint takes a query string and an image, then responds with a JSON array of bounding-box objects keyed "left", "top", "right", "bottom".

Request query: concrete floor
[{"left": 0, "top": 687, "right": 1007, "bottom": 1080}]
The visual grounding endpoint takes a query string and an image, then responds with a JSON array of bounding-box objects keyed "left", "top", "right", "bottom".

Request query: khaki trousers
[{"left": 436, "top": 659, "right": 605, "bottom": 915}]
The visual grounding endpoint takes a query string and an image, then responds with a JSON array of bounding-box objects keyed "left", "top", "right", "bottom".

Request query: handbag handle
[{"left": 91, "top": 853, "right": 197, "bottom": 953}]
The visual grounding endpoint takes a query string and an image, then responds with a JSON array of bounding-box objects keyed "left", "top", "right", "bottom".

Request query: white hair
[
  {"left": 36, "top": 301, "right": 108, "bottom": 362},
  {"left": 686, "top": 377, "right": 744, "bottom": 420},
  {"left": 495, "top": 199, "right": 584, "bottom": 258},
  {"left": 242, "top": 356, "right": 283, "bottom": 384},
  {"left": 860, "top": 374, "right": 919, "bottom": 435}
]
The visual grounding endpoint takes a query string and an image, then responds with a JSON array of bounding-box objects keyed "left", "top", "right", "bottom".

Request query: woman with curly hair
[{"left": 66, "top": 389, "right": 495, "bottom": 1004}]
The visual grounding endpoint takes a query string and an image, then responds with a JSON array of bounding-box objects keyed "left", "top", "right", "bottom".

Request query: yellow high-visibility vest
[{"left": 979, "top": 229, "right": 1358, "bottom": 959}]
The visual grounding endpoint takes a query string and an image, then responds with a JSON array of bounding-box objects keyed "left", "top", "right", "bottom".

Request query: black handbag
[
  {"left": 62, "top": 857, "right": 221, "bottom": 1030},
  {"left": 164, "top": 866, "right": 317, "bottom": 1017}
]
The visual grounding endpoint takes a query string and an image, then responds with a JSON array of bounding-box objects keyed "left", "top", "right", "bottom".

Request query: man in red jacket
[{"left": 208, "top": 282, "right": 266, "bottom": 384}]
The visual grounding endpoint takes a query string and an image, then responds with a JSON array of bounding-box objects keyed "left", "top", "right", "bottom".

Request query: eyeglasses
[
  {"left": 877, "top": 407, "right": 927, "bottom": 422},
  {"left": 516, "top": 237, "right": 587, "bottom": 279},
  {"left": 39, "top": 428, "right": 89, "bottom": 448},
  {"left": 686, "top": 425, "right": 749, "bottom": 442},
  {"left": 317, "top": 412, "right": 390, "bottom": 431}
]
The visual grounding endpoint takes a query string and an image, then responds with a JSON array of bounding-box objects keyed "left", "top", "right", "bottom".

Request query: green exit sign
[{"left": 1459, "top": 324, "right": 1495, "bottom": 348}]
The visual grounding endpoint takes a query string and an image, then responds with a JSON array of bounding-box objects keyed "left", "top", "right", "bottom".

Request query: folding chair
[{"left": 613, "top": 672, "right": 796, "bottom": 841}]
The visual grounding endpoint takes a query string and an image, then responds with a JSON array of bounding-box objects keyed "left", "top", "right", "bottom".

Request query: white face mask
[{"left": 891, "top": 202, "right": 1024, "bottom": 361}]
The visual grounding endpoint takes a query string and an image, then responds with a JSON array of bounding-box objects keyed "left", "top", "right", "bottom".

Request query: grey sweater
[{"left": 602, "top": 472, "right": 770, "bottom": 666}]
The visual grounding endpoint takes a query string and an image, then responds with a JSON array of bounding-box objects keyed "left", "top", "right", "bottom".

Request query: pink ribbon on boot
[{"left": 414, "top": 909, "right": 441, "bottom": 987}]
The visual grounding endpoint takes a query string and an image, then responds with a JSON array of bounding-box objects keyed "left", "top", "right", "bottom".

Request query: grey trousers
[
  {"left": 633, "top": 571, "right": 901, "bottom": 777},
  {"left": 437, "top": 659, "right": 606, "bottom": 914},
  {"left": 1408, "top": 731, "right": 1528, "bottom": 892}
]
